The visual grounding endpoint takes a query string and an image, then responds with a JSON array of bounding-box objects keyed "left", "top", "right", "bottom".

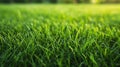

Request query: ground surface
[{"left": 0, "top": 4, "right": 120, "bottom": 67}]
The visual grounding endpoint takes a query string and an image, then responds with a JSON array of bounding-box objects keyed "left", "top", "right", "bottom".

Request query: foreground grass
[{"left": 0, "top": 4, "right": 120, "bottom": 67}]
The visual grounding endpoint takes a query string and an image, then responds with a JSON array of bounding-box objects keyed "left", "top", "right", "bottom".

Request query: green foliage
[
  {"left": 0, "top": 0, "right": 120, "bottom": 3},
  {"left": 0, "top": 4, "right": 120, "bottom": 67}
]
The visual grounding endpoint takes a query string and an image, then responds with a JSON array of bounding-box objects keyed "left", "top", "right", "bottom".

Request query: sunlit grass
[{"left": 0, "top": 4, "right": 120, "bottom": 67}]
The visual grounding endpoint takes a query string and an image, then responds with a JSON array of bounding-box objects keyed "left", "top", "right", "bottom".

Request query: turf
[{"left": 0, "top": 4, "right": 120, "bottom": 67}]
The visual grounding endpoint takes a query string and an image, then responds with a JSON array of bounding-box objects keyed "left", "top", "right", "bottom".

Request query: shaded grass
[{"left": 0, "top": 4, "right": 120, "bottom": 67}]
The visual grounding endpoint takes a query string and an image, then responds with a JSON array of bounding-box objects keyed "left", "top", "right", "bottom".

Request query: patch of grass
[{"left": 0, "top": 4, "right": 120, "bottom": 67}]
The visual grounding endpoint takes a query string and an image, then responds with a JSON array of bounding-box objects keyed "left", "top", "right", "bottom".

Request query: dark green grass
[{"left": 0, "top": 4, "right": 120, "bottom": 67}]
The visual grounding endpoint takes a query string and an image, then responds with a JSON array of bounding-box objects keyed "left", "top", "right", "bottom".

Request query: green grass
[{"left": 0, "top": 4, "right": 120, "bottom": 67}]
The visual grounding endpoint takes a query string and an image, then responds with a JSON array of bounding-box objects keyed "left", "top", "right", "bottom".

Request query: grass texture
[{"left": 0, "top": 4, "right": 120, "bottom": 67}]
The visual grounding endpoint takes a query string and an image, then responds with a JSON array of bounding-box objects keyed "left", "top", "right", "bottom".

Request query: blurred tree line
[{"left": 0, "top": 0, "right": 120, "bottom": 3}]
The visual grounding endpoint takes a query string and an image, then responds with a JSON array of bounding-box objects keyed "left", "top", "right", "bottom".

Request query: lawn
[{"left": 0, "top": 4, "right": 120, "bottom": 67}]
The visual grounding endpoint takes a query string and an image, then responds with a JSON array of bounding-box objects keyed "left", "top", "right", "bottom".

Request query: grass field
[{"left": 0, "top": 4, "right": 120, "bottom": 67}]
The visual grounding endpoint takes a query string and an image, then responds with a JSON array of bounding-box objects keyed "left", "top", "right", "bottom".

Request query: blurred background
[{"left": 0, "top": 0, "right": 120, "bottom": 4}]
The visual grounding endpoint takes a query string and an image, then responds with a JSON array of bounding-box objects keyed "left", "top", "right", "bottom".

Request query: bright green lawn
[{"left": 0, "top": 4, "right": 120, "bottom": 67}]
